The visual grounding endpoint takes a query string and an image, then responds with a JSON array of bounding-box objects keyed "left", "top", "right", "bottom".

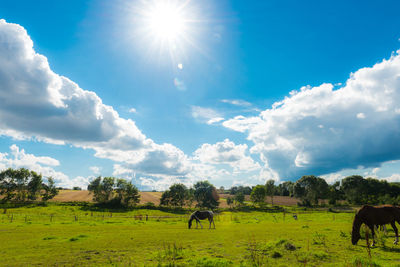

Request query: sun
[
  {"left": 130, "top": 0, "right": 200, "bottom": 64},
  {"left": 140, "top": 1, "right": 190, "bottom": 45},
  {"left": 147, "top": 3, "right": 185, "bottom": 41}
]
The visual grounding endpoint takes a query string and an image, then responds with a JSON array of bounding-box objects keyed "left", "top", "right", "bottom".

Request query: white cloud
[
  {"left": 224, "top": 50, "right": 400, "bottom": 180},
  {"left": 191, "top": 106, "right": 224, "bottom": 124},
  {"left": 0, "top": 144, "right": 89, "bottom": 188},
  {"left": 221, "top": 99, "right": 251, "bottom": 107},
  {"left": 383, "top": 174, "right": 400, "bottom": 183},
  {"left": 0, "top": 19, "right": 189, "bottom": 180},
  {"left": 193, "top": 139, "right": 260, "bottom": 172},
  {"left": 128, "top": 108, "right": 137, "bottom": 113},
  {"left": 356, "top": 112, "right": 366, "bottom": 119},
  {"left": 89, "top": 166, "right": 101, "bottom": 175},
  {"left": 207, "top": 117, "right": 224, "bottom": 125}
]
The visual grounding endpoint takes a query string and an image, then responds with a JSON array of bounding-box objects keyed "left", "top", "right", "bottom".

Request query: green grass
[{"left": 1, "top": 204, "right": 400, "bottom": 266}]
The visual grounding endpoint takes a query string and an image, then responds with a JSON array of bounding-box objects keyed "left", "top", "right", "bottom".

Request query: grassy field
[{"left": 1, "top": 204, "right": 400, "bottom": 266}]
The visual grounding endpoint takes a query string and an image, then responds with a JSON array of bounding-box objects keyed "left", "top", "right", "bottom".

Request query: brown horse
[
  {"left": 188, "top": 210, "right": 215, "bottom": 229},
  {"left": 352, "top": 205, "right": 400, "bottom": 246}
]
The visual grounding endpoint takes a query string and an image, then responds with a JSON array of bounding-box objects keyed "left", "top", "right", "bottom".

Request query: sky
[{"left": 1, "top": 0, "right": 400, "bottom": 190}]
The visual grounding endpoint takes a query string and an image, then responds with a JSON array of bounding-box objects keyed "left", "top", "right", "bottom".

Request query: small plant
[
  {"left": 156, "top": 242, "right": 184, "bottom": 266},
  {"left": 246, "top": 237, "right": 265, "bottom": 267},
  {"left": 43, "top": 236, "right": 57, "bottom": 240},
  {"left": 313, "top": 251, "right": 329, "bottom": 260},
  {"left": 352, "top": 256, "right": 381, "bottom": 267},
  {"left": 284, "top": 242, "right": 296, "bottom": 251},
  {"left": 271, "top": 251, "right": 282, "bottom": 258},
  {"left": 192, "top": 257, "right": 232, "bottom": 267},
  {"left": 340, "top": 231, "right": 348, "bottom": 238},
  {"left": 312, "top": 232, "right": 326, "bottom": 246}
]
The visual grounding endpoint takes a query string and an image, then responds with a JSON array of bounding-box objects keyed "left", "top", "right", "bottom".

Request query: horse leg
[
  {"left": 391, "top": 221, "right": 399, "bottom": 244},
  {"left": 368, "top": 224, "right": 376, "bottom": 246},
  {"left": 198, "top": 219, "right": 203, "bottom": 229},
  {"left": 208, "top": 218, "right": 211, "bottom": 229}
]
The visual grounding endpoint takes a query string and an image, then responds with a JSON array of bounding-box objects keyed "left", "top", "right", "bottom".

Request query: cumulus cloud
[
  {"left": 89, "top": 166, "right": 101, "bottom": 175},
  {"left": 193, "top": 139, "right": 260, "bottom": 172},
  {"left": 224, "top": 51, "right": 400, "bottom": 180},
  {"left": 0, "top": 19, "right": 189, "bottom": 180},
  {"left": 0, "top": 144, "right": 89, "bottom": 188}
]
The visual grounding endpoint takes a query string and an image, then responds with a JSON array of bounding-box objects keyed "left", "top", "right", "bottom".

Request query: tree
[
  {"left": 250, "top": 185, "right": 266, "bottom": 206},
  {"left": 0, "top": 168, "right": 57, "bottom": 203},
  {"left": 186, "top": 188, "right": 195, "bottom": 208},
  {"left": 160, "top": 190, "right": 171, "bottom": 206},
  {"left": 169, "top": 184, "right": 188, "bottom": 207},
  {"left": 277, "top": 181, "right": 294, "bottom": 196},
  {"left": 328, "top": 181, "right": 342, "bottom": 205},
  {"left": 341, "top": 175, "right": 368, "bottom": 204},
  {"left": 294, "top": 175, "right": 329, "bottom": 206},
  {"left": 42, "top": 177, "right": 58, "bottom": 201},
  {"left": 115, "top": 179, "right": 140, "bottom": 207},
  {"left": 226, "top": 196, "right": 234, "bottom": 208},
  {"left": 88, "top": 176, "right": 114, "bottom": 203},
  {"left": 235, "top": 192, "right": 245, "bottom": 206},
  {"left": 265, "top": 180, "right": 276, "bottom": 205},
  {"left": 28, "top": 171, "right": 43, "bottom": 201},
  {"left": 88, "top": 177, "right": 140, "bottom": 206},
  {"left": 193, "top": 181, "right": 219, "bottom": 209},
  {"left": 160, "top": 183, "right": 188, "bottom": 207}
]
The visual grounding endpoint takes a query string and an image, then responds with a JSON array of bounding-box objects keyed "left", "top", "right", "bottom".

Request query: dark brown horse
[
  {"left": 188, "top": 211, "right": 215, "bottom": 229},
  {"left": 352, "top": 205, "right": 400, "bottom": 246}
]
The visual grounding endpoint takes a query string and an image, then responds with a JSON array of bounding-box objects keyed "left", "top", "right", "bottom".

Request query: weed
[
  {"left": 352, "top": 256, "right": 381, "bottom": 267},
  {"left": 191, "top": 257, "right": 232, "bottom": 267},
  {"left": 246, "top": 236, "right": 265, "bottom": 267},
  {"left": 43, "top": 236, "right": 57, "bottom": 240},
  {"left": 312, "top": 232, "right": 326, "bottom": 246},
  {"left": 271, "top": 251, "right": 282, "bottom": 258},
  {"left": 340, "top": 231, "right": 348, "bottom": 238},
  {"left": 313, "top": 251, "right": 329, "bottom": 260}
]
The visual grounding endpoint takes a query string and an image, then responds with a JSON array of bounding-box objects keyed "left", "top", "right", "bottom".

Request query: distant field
[
  {"left": 52, "top": 190, "right": 301, "bottom": 207},
  {"left": 0, "top": 204, "right": 397, "bottom": 266},
  {"left": 51, "top": 190, "right": 163, "bottom": 205}
]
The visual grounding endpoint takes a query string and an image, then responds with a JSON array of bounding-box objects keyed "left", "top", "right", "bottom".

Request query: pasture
[{"left": 0, "top": 204, "right": 399, "bottom": 266}]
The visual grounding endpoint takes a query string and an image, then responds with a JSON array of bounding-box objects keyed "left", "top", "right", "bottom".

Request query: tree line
[
  {"left": 0, "top": 168, "right": 58, "bottom": 203},
  {"left": 3, "top": 168, "right": 400, "bottom": 208}
]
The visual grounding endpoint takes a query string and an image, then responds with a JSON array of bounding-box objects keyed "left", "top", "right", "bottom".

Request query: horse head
[
  {"left": 188, "top": 217, "right": 193, "bottom": 229},
  {"left": 351, "top": 214, "right": 362, "bottom": 245}
]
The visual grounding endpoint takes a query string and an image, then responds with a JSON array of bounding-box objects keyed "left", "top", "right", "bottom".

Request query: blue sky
[{"left": 1, "top": 0, "right": 400, "bottom": 190}]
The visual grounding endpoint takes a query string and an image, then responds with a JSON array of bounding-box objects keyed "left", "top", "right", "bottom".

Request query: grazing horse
[
  {"left": 352, "top": 205, "right": 400, "bottom": 246},
  {"left": 188, "top": 211, "right": 215, "bottom": 229}
]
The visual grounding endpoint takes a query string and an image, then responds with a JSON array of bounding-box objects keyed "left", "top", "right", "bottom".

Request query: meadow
[{"left": 1, "top": 204, "right": 400, "bottom": 266}]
